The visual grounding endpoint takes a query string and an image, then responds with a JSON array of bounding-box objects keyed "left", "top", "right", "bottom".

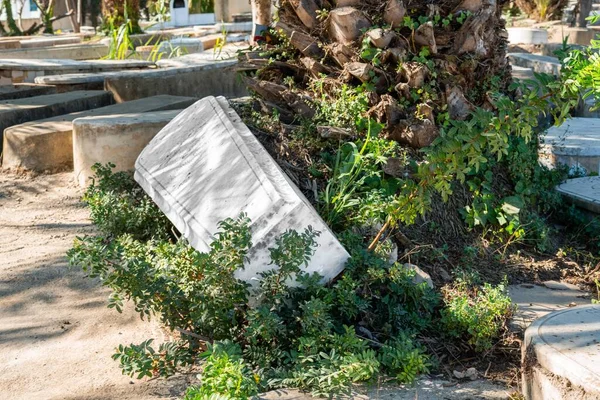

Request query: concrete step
[
  {"left": 0, "top": 59, "right": 153, "bottom": 85},
  {"left": 556, "top": 176, "right": 600, "bottom": 214},
  {"left": 509, "top": 283, "right": 590, "bottom": 331},
  {"left": 522, "top": 305, "right": 600, "bottom": 399},
  {"left": 0, "top": 90, "right": 113, "bottom": 156},
  {"left": 540, "top": 118, "right": 600, "bottom": 175},
  {"left": 2, "top": 95, "right": 197, "bottom": 172},
  {"left": 0, "top": 84, "right": 57, "bottom": 101},
  {"left": 73, "top": 110, "right": 183, "bottom": 187},
  {"left": 508, "top": 53, "right": 561, "bottom": 75}
]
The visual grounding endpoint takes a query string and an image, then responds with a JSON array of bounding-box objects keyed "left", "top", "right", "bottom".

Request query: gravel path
[{"left": 0, "top": 171, "right": 189, "bottom": 400}]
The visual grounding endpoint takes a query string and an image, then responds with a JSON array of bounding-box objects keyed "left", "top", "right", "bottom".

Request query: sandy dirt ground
[{"left": 0, "top": 171, "right": 190, "bottom": 400}]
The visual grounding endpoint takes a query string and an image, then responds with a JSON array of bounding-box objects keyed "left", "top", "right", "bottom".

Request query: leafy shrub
[
  {"left": 184, "top": 342, "right": 258, "bottom": 400},
  {"left": 82, "top": 163, "right": 172, "bottom": 240},
  {"left": 379, "top": 335, "right": 431, "bottom": 384},
  {"left": 70, "top": 168, "right": 442, "bottom": 397},
  {"left": 441, "top": 274, "right": 513, "bottom": 351}
]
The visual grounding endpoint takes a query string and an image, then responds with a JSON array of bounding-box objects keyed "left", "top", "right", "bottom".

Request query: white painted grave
[{"left": 135, "top": 96, "right": 349, "bottom": 284}]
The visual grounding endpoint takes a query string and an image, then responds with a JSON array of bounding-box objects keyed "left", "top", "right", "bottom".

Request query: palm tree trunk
[
  {"left": 251, "top": 0, "right": 271, "bottom": 44},
  {"left": 241, "top": 0, "right": 512, "bottom": 148}
]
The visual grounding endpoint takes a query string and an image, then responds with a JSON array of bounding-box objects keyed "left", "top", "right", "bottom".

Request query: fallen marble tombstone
[{"left": 135, "top": 96, "right": 349, "bottom": 284}]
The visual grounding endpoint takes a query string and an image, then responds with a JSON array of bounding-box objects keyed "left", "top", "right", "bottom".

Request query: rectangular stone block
[
  {"left": 104, "top": 61, "right": 247, "bottom": 102},
  {"left": 508, "top": 53, "right": 561, "bottom": 75},
  {"left": 73, "top": 110, "right": 182, "bottom": 187},
  {"left": 135, "top": 96, "right": 349, "bottom": 284},
  {"left": 0, "top": 90, "right": 114, "bottom": 155},
  {"left": 3, "top": 95, "right": 197, "bottom": 172}
]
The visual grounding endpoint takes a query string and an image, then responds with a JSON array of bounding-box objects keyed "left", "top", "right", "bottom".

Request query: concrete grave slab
[
  {"left": 548, "top": 26, "right": 598, "bottom": 46},
  {"left": 35, "top": 71, "right": 148, "bottom": 93},
  {"left": 508, "top": 53, "right": 561, "bottom": 75},
  {"left": 157, "top": 38, "right": 204, "bottom": 54},
  {"left": 73, "top": 110, "right": 182, "bottom": 187},
  {"left": 215, "top": 21, "right": 253, "bottom": 32},
  {"left": 509, "top": 284, "right": 590, "bottom": 331},
  {"left": 0, "top": 59, "right": 153, "bottom": 84},
  {"left": 154, "top": 44, "right": 244, "bottom": 68},
  {"left": 135, "top": 96, "right": 349, "bottom": 284},
  {"left": 541, "top": 118, "right": 600, "bottom": 175},
  {"left": 0, "top": 84, "right": 56, "bottom": 101},
  {"left": 556, "top": 176, "right": 600, "bottom": 214},
  {"left": 104, "top": 60, "right": 247, "bottom": 102},
  {"left": 3, "top": 95, "right": 196, "bottom": 172},
  {"left": 0, "top": 43, "right": 109, "bottom": 60},
  {"left": 0, "top": 39, "right": 21, "bottom": 50},
  {"left": 0, "top": 59, "right": 152, "bottom": 71},
  {"left": 0, "top": 90, "right": 113, "bottom": 156},
  {"left": 511, "top": 65, "right": 536, "bottom": 81},
  {"left": 19, "top": 36, "right": 81, "bottom": 48},
  {"left": 522, "top": 305, "right": 600, "bottom": 399}
]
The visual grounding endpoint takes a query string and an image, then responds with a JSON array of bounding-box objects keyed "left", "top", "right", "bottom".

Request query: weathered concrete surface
[
  {"left": 508, "top": 43, "right": 584, "bottom": 57},
  {"left": 0, "top": 91, "right": 113, "bottom": 155},
  {"left": 105, "top": 60, "right": 247, "bottom": 102},
  {"left": 0, "top": 59, "right": 153, "bottom": 85},
  {"left": 19, "top": 35, "right": 81, "bottom": 48},
  {"left": 3, "top": 95, "right": 196, "bottom": 172},
  {"left": 0, "top": 39, "right": 21, "bottom": 49},
  {"left": 556, "top": 177, "right": 600, "bottom": 214},
  {"left": 155, "top": 43, "right": 243, "bottom": 68},
  {"left": 509, "top": 283, "right": 590, "bottom": 331},
  {"left": 507, "top": 28, "right": 548, "bottom": 44},
  {"left": 0, "top": 84, "right": 56, "bottom": 101},
  {"left": 135, "top": 96, "right": 349, "bottom": 284},
  {"left": 511, "top": 66, "right": 536, "bottom": 81},
  {"left": 508, "top": 53, "right": 561, "bottom": 75},
  {"left": 0, "top": 59, "right": 152, "bottom": 71},
  {"left": 522, "top": 305, "right": 600, "bottom": 400},
  {"left": 548, "top": 26, "right": 597, "bottom": 45},
  {"left": 541, "top": 118, "right": 600, "bottom": 175},
  {"left": 260, "top": 379, "right": 511, "bottom": 399},
  {"left": 157, "top": 38, "right": 204, "bottom": 54},
  {"left": 0, "top": 43, "right": 108, "bottom": 60},
  {"left": 73, "top": 110, "right": 182, "bottom": 187},
  {"left": 35, "top": 70, "right": 146, "bottom": 93}
]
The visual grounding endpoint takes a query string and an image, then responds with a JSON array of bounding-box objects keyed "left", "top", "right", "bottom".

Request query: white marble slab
[{"left": 134, "top": 96, "right": 349, "bottom": 284}]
